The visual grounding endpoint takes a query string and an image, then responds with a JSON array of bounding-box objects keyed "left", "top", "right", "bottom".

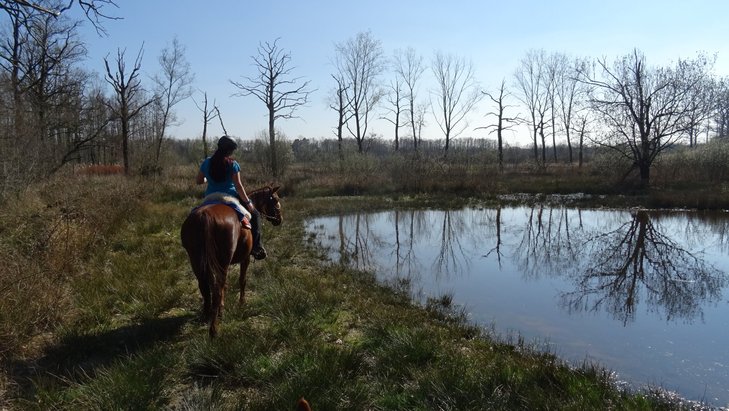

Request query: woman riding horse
[
  {"left": 196, "top": 135, "right": 266, "bottom": 259},
  {"left": 182, "top": 135, "right": 282, "bottom": 337}
]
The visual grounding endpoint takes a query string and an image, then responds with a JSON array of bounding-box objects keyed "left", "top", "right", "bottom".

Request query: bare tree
[
  {"left": 580, "top": 49, "right": 714, "bottom": 187},
  {"left": 430, "top": 51, "right": 481, "bottom": 153},
  {"left": 103, "top": 45, "right": 155, "bottom": 175},
  {"left": 682, "top": 54, "right": 717, "bottom": 147},
  {"left": 231, "top": 38, "right": 311, "bottom": 177},
  {"left": 0, "top": 1, "right": 38, "bottom": 138},
  {"left": 381, "top": 75, "right": 404, "bottom": 150},
  {"left": 334, "top": 31, "right": 385, "bottom": 153},
  {"left": 151, "top": 37, "right": 193, "bottom": 168},
  {"left": 192, "top": 90, "right": 218, "bottom": 158},
  {"left": 554, "top": 55, "right": 590, "bottom": 164},
  {"left": 574, "top": 112, "right": 590, "bottom": 168},
  {"left": 514, "top": 49, "right": 550, "bottom": 165},
  {"left": 328, "top": 73, "right": 351, "bottom": 161},
  {"left": 545, "top": 53, "right": 560, "bottom": 162},
  {"left": 393, "top": 47, "right": 425, "bottom": 151},
  {"left": 476, "top": 79, "right": 521, "bottom": 172}
]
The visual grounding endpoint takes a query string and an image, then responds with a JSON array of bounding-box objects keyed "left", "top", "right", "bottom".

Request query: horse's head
[{"left": 252, "top": 185, "right": 282, "bottom": 226}]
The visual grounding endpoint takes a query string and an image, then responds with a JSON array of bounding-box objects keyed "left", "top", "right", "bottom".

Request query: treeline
[
  {"left": 3, "top": 2, "right": 729, "bottom": 200},
  {"left": 0, "top": 0, "right": 192, "bottom": 198}
]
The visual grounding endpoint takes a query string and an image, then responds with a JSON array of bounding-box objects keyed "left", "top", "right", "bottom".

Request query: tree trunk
[
  {"left": 566, "top": 128, "right": 573, "bottom": 164},
  {"left": 638, "top": 160, "right": 650, "bottom": 188},
  {"left": 578, "top": 135, "right": 583, "bottom": 168},
  {"left": 539, "top": 124, "right": 546, "bottom": 165},
  {"left": 497, "top": 128, "right": 503, "bottom": 173},
  {"left": 268, "top": 107, "right": 277, "bottom": 177},
  {"left": 394, "top": 110, "right": 399, "bottom": 151},
  {"left": 121, "top": 114, "right": 129, "bottom": 174},
  {"left": 410, "top": 100, "right": 417, "bottom": 151}
]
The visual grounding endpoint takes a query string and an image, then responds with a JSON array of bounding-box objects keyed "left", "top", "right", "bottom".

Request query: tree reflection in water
[
  {"left": 325, "top": 207, "right": 727, "bottom": 326},
  {"left": 561, "top": 211, "right": 726, "bottom": 324}
]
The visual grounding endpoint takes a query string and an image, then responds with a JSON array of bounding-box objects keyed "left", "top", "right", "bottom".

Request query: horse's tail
[
  {"left": 198, "top": 211, "right": 222, "bottom": 291},
  {"left": 197, "top": 210, "right": 226, "bottom": 338}
]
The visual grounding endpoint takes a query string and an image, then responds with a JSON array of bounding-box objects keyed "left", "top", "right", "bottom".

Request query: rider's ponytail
[{"left": 210, "top": 136, "right": 237, "bottom": 182}]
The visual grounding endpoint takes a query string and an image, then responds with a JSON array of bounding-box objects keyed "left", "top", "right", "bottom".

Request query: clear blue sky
[{"left": 72, "top": 0, "right": 729, "bottom": 146}]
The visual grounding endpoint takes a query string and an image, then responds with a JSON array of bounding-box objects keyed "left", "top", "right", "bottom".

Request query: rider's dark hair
[{"left": 210, "top": 136, "right": 237, "bottom": 182}]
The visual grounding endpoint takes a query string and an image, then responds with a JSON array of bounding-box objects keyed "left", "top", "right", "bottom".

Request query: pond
[{"left": 305, "top": 206, "right": 729, "bottom": 407}]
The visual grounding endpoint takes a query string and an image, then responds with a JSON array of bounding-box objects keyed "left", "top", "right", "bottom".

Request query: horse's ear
[{"left": 271, "top": 185, "right": 280, "bottom": 193}]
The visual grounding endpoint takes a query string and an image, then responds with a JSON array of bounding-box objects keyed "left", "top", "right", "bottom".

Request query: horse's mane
[{"left": 249, "top": 185, "right": 273, "bottom": 196}]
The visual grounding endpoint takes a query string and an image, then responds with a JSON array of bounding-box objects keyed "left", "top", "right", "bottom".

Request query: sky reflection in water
[{"left": 306, "top": 207, "right": 729, "bottom": 406}]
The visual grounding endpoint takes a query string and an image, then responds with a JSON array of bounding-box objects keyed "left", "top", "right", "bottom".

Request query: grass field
[{"left": 0, "top": 166, "right": 712, "bottom": 410}]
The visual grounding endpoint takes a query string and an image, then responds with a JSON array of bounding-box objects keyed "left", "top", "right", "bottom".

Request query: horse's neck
[{"left": 251, "top": 189, "right": 267, "bottom": 210}]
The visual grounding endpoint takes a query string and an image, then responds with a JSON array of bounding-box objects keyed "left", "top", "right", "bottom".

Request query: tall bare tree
[
  {"left": 328, "top": 73, "right": 351, "bottom": 161},
  {"left": 554, "top": 55, "right": 590, "bottom": 164},
  {"left": 152, "top": 37, "right": 193, "bottom": 168},
  {"left": 381, "top": 76, "right": 404, "bottom": 150},
  {"left": 545, "top": 53, "right": 560, "bottom": 162},
  {"left": 476, "top": 79, "right": 521, "bottom": 172},
  {"left": 231, "top": 38, "right": 311, "bottom": 177},
  {"left": 23, "top": 7, "right": 86, "bottom": 166},
  {"left": 514, "top": 49, "right": 550, "bottom": 165},
  {"left": 393, "top": 47, "right": 425, "bottom": 151},
  {"left": 103, "top": 45, "right": 155, "bottom": 175},
  {"left": 334, "top": 31, "right": 385, "bottom": 153},
  {"left": 430, "top": 51, "right": 481, "bottom": 153},
  {"left": 580, "top": 49, "right": 713, "bottom": 187}
]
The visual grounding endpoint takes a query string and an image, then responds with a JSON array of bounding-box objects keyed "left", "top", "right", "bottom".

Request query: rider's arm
[
  {"left": 196, "top": 170, "right": 206, "bottom": 184},
  {"left": 232, "top": 172, "right": 254, "bottom": 212}
]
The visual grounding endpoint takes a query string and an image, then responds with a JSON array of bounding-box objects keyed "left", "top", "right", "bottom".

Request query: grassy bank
[{"left": 0, "top": 170, "right": 706, "bottom": 410}]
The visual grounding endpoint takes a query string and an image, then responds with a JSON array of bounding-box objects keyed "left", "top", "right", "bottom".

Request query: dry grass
[
  {"left": 0, "top": 174, "right": 143, "bottom": 361},
  {"left": 74, "top": 164, "right": 125, "bottom": 176}
]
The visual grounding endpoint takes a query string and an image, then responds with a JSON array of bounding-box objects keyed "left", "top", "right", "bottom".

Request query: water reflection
[
  {"left": 331, "top": 207, "right": 727, "bottom": 326},
  {"left": 309, "top": 206, "right": 729, "bottom": 404},
  {"left": 562, "top": 211, "right": 725, "bottom": 324}
]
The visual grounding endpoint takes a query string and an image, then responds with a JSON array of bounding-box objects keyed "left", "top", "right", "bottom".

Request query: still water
[{"left": 306, "top": 207, "right": 729, "bottom": 406}]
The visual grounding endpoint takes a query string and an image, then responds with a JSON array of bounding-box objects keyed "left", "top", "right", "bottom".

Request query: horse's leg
[
  {"left": 219, "top": 268, "right": 228, "bottom": 319},
  {"left": 197, "top": 276, "right": 211, "bottom": 322},
  {"left": 210, "top": 274, "right": 222, "bottom": 338},
  {"left": 239, "top": 256, "right": 250, "bottom": 304},
  {"left": 186, "top": 248, "right": 211, "bottom": 322},
  {"left": 239, "top": 229, "right": 252, "bottom": 305}
]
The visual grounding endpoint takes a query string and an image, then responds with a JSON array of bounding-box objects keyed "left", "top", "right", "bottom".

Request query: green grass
[{"left": 0, "top": 171, "right": 704, "bottom": 410}]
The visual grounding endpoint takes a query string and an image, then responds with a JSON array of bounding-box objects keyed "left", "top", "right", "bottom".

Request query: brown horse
[{"left": 181, "top": 185, "right": 282, "bottom": 337}]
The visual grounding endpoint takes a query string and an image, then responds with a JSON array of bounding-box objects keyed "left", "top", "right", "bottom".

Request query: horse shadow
[{"left": 9, "top": 313, "right": 194, "bottom": 395}]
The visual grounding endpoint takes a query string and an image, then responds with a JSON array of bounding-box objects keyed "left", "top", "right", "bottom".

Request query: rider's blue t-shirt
[{"left": 200, "top": 157, "right": 241, "bottom": 197}]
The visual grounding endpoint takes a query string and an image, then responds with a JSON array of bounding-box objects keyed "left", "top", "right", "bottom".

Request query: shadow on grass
[{"left": 10, "top": 313, "right": 195, "bottom": 395}]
